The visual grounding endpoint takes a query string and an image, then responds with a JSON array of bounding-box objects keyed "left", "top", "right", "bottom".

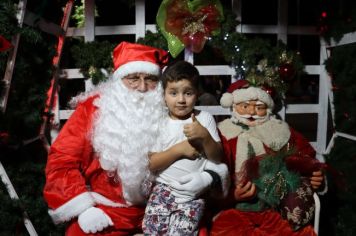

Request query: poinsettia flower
[{"left": 157, "top": 0, "right": 223, "bottom": 57}]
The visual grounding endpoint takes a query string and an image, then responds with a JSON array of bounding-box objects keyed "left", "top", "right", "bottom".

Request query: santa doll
[{"left": 210, "top": 77, "right": 325, "bottom": 236}]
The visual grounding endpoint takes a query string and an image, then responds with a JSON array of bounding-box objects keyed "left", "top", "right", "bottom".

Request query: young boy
[{"left": 142, "top": 60, "right": 225, "bottom": 235}]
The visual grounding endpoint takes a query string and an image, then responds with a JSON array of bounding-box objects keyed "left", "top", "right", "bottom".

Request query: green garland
[
  {"left": 318, "top": 1, "right": 356, "bottom": 43},
  {"left": 74, "top": 9, "right": 304, "bottom": 94},
  {"left": 0, "top": 0, "right": 20, "bottom": 80},
  {"left": 71, "top": 40, "right": 115, "bottom": 85},
  {"left": 324, "top": 44, "right": 356, "bottom": 136},
  {"left": 322, "top": 42, "right": 356, "bottom": 235}
]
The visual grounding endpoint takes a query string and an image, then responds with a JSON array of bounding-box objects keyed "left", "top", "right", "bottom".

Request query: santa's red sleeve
[
  {"left": 218, "top": 130, "right": 237, "bottom": 185},
  {"left": 215, "top": 130, "right": 238, "bottom": 209},
  {"left": 43, "top": 96, "right": 97, "bottom": 224},
  {"left": 289, "top": 127, "right": 316, "bottom": 159}
]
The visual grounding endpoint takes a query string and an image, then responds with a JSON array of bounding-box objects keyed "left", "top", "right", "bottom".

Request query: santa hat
[
  {"left": 220, "top": 79, "right": 274, "bottom": 109},
  {"left": 112, "top": 41, "right": 168, "bottom": 80}
]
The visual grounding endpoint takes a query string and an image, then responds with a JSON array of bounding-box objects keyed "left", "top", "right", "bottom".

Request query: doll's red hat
[
  {"left": 112, "top": 41, "right": 168, "bottom": 80},
  {"left": 220, "top": 79, "right": 274, "bottom": 109}
]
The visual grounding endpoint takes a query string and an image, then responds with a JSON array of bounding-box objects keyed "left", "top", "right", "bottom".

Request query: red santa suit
[{"left": 43, "top": 42, "right": 168, "bottom": 235}]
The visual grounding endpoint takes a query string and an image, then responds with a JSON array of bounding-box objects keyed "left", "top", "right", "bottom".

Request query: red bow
[{"left": 165, "top": 0, "right": 221, "bottom": 53}]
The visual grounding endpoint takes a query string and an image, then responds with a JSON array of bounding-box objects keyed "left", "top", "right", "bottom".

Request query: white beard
[
  {"left": 89, "top": 78, "right": 165, "bottom": 205},
  {"left": 231, "top": 110, "right": 271, "bottom": 127}
]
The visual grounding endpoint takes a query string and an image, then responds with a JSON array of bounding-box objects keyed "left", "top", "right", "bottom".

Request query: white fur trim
[
  {"left": 220, "top": 93, "right": 233, "bottom": 108},
  {"left": 90, "top": 192, "right": 129, "bottom": 207},
  {"left": 48, "top": 192, "right": 95, "bottom": 224},
  {"left": 113, "top": 61, "right": 161, "bottom": 80},
  {"left": 253, "top": 117, "right": 291, "bottom": 150},
  {"left": 205, "top": 161, "right": 230, "bottom": 197},
  {"left": 232, "top": 87, "right": 274, "bottom": 108},
  {"left": 235, "top": 133, "right": 266, "bottom": 174},
  {"left": 217, "top": 119, "right": 244, "bottom": 140},
  {"left": 218, "top": 118, "right": 291, "bottom": 176}
]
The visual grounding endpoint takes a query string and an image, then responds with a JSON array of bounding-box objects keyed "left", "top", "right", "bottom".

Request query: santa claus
[
  {"left": 43, "top": 42, "right": 227, "bottom": 235},
  {"left": 210, "top": 79, "right": 325, "bottom": 236}
]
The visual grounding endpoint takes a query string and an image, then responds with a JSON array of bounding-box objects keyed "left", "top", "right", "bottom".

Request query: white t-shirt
[{"left": 152, "top": 110, "right": 220, "bottom": 187}]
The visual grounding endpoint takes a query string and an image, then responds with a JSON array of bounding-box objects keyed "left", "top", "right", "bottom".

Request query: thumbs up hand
[
  {"left": 183, "top": 113, "right": 208, "bottom": 142},
  {"left": 191, "top": 113, "right": 197, "bottom": 122}
]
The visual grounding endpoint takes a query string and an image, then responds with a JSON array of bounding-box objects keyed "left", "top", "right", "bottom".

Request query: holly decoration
[
  {"left": 156, "top": 0, "right": 223, "bottom": 57},
  {"left": 245, "top": 59, "right": 288, "bottom": 100}
]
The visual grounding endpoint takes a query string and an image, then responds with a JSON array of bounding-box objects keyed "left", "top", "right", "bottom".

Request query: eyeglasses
[
  {"left": 235, "top": 101, "right": 267, "bottom": 113},
  {"left": 123, "top": 73, "right": 159, "bottom": 89}
]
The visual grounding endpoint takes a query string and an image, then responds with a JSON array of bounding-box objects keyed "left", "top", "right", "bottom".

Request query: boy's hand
[
  {"left": 175, "top": 140, "right": 200, "bottom": 160},
  {"left": 183, "top": 113, "right": 208, "bottom": 141},
  {"left": 234, "top": 181, "right": 256, "bottom": 201},
  {"left": 310, "top": 170, "right": 324, "bottom": 190}
]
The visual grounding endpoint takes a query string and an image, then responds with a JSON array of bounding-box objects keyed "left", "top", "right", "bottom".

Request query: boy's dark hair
[{"left": 161, "top": 60, "right": 200, "bottom": 90}]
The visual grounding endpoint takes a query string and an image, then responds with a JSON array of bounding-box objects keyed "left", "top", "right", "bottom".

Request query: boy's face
[{"left": 164, "top": 79, "right": 197, "bottom": 120}]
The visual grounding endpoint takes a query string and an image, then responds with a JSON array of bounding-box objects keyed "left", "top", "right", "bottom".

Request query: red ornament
[
  {"left": 0, "top": 35, "right": 13, "bottom": 52},
  {"left": 343, "top": 112, "right": 351, "bottom": 120},
  {"left": 279, "top": 63, "right": 296, "bottom": 82},
  {"left": 0, "top": 131, "right": 9, "bottom": 146},
  {"left": 262, "top": 85, "right": 276, "bottom": 99},
  {"left": 331, "top": 84, "right": 339, "bottom": 91},
  {"left": 182, "top": 32, "right": 206, "bottom": 53}
]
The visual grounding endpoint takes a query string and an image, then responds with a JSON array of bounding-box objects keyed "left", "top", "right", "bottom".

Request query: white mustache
[{"left": 238, "top": 114, "right": 266, "bottom": 120}]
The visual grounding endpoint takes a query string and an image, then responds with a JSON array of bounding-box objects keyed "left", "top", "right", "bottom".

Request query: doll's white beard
[
  {"left": 91, "top": 78, "right": 165, "bottom": 205},
  {"left": 231, "top": 111, "right": 271, "bottom": 127}
]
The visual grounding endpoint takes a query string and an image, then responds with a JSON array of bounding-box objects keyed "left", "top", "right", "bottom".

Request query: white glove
[
  {"left": 78, "top": 207, "right": 114, "bottom": 234},
  {"left": 205, "top": 161, "right": 230, "bottom": 198},
  {"left": 170, "top": 171, "right": 213, "bottom": 203}
]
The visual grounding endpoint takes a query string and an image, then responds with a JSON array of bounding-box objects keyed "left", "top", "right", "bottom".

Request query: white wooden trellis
[{"left": 53, "top": 0, "right": 356, "bottom": 235}]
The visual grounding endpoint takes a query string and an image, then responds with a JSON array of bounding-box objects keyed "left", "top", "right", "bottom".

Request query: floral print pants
[{"left": 142, "top": 182, "right": 205, "bottom": 236}]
